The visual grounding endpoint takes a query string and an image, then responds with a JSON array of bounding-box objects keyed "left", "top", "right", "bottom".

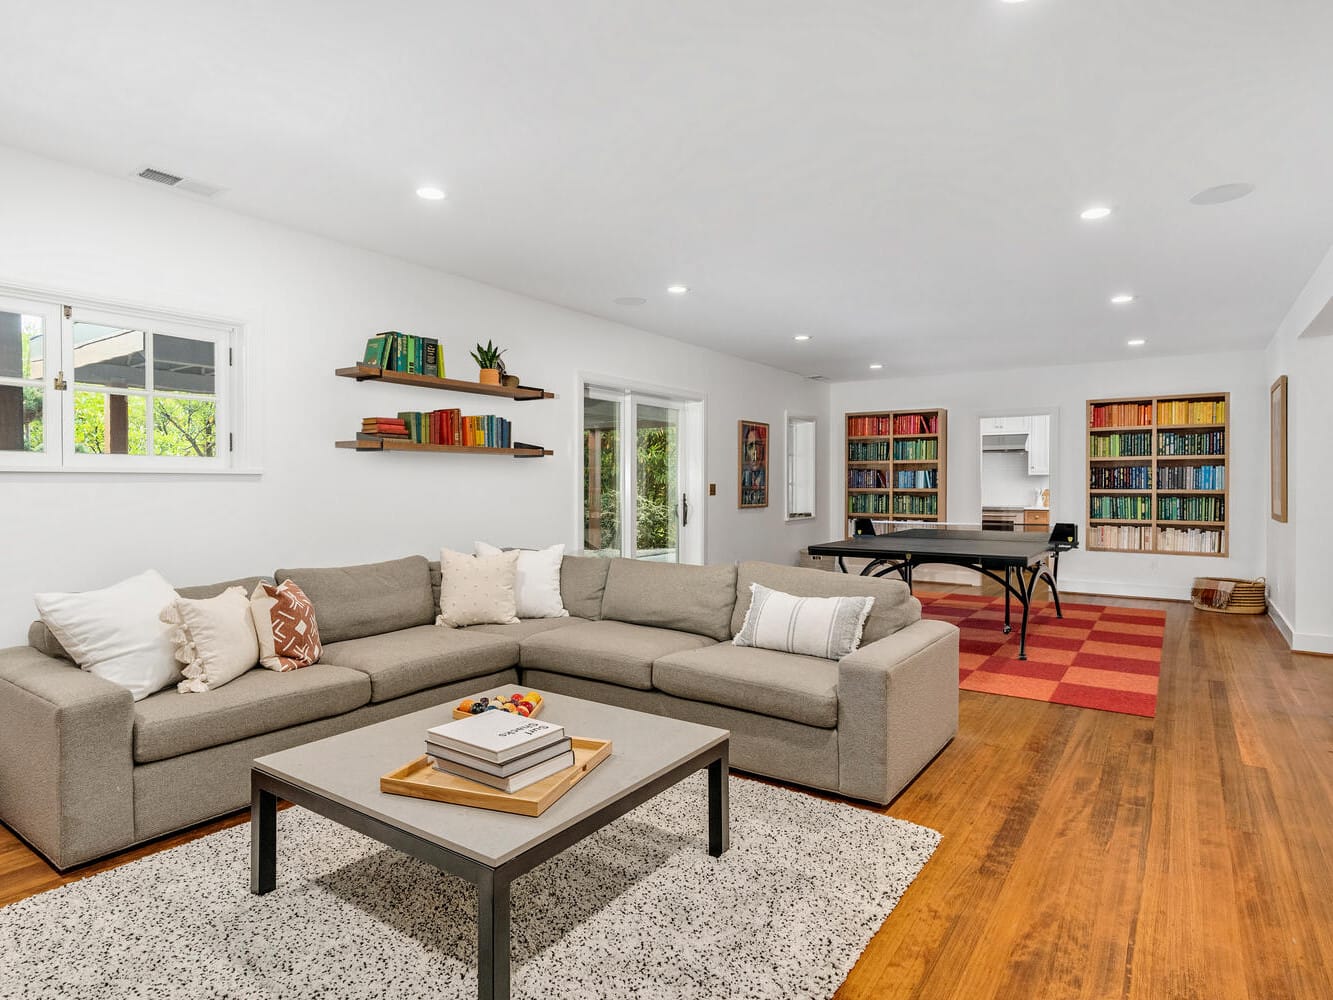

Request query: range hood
[{"left": 981, "top": 432, "right": 1029, "bottom": 453}]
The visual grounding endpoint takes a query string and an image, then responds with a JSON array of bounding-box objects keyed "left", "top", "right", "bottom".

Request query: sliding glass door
[{"left": 583, "top": 384, "right": 700, "bottom": 562}]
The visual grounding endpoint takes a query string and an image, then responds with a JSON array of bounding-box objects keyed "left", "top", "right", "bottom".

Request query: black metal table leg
[
  {"left": 1016, "top": 566, "right": 1041, "bottom": 661},
  {"left": 708, "top": 752, "right": 730, "bottom": 857},
  {"left": 478, "top": 870, "right": 512, "bottom": 1000},
  {"left": 250, "top": 777, "right": 277, "bottom": 895},
  {"left": 1003, "top": 566, "right": 1013, "bottom": 633}
]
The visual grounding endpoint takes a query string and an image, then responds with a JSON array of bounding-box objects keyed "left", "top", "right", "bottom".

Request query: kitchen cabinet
[
  {"left": 1027, "top": 414, "right": 1050, "bottom": 475},
  {"left": 982, "top": 416, "right": 1032, "bottom": 435}
]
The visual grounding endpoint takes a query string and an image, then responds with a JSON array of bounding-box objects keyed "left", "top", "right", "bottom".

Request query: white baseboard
[
  {"left": 1268, "top": 603, "right": 1295, "bottom": 646},
  {"left": 1293, "top": 631, "right": 1333, "bottom": 655}
]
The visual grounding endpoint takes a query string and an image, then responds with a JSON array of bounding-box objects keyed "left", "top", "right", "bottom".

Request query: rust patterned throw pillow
[{"left": 249, "top": 580, "right": 322, "bottom": 671}]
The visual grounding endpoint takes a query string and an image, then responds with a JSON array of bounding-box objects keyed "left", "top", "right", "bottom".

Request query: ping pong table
[{"left": 807, "top": 528, "right": 1078, "bottom": 660}]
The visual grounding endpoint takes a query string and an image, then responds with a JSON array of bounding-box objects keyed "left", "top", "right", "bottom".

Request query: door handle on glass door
[{"left": 681, "top": 492, "right": 689, "bottom": 526}]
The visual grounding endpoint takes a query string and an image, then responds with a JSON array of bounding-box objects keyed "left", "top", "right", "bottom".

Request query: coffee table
[{"left": 250, "top": 689, "right": 730, "bottom": 1000}]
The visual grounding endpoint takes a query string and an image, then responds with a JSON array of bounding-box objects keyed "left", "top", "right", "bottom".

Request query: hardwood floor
[{"left": 2, "top": 591, "right": 1330, "bottom": 999}]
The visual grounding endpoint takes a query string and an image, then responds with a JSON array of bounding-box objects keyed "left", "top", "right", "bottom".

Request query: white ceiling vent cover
[
  {"left": 135, "top": 166, "right": 224, "bottom": 197},
  {"left": 138, "top": 166, "right": 182, "bottom": 186}
]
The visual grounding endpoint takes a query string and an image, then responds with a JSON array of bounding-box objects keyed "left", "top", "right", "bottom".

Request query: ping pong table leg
[
  {"left": 1016, "top": 566, "right": 1042, "bottom": 660},
  {"left": 1002, "top": 566, "right": 1013, "bottom": 634}
]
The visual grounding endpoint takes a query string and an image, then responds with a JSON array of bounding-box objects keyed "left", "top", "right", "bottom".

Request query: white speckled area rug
[{"left": 0, "top": 774, "right": 938, "bottom": 1000}]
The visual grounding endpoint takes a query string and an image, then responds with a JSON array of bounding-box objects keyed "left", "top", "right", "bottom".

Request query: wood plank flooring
[{"left": 2, "top": 591, "right": 1330, "bottom": 999}]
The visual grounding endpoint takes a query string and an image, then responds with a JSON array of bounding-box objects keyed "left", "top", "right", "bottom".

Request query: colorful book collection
[
  {"left": 1089, "top": 465, "right": 1151, "bottom": 490},
  {"left": 1155, "top": 527, "right": 1223, "bottom": 554},
  {"left": 895, "top": 469, "right": 937, "bottom": 488},
  {"left": 893, "top": 439, "right": 938, "bottom": 461},
  {"left": 848, "top": 441, "right": 891, "bottom": 461},
  {"left": 1157, "top": 399, "right": 1225, "bottom": 425},
  {"left": 1157, "top": 464, "right": 1225, "bottom": 490},
  {"left": 847, "top": 415, "right": 893, "bottom": 436},
  {"left": 893, "top": 494, "right": 938, "bottom": 516},
  {"left": 362, "top": 331, "right": 446, "bottom": 378},
  {"left": 848, "top": 468, "right": 888, "bottom": 488},
  {"left": 1090, "top": 496, "right": 1152, "bottom": 521},
  {"left": 892, "top": 414, "right": 939, "bottom": 435},
  {"left": 848, "top": 414, "right": 940, "bottom": 436},
  {"left": 849, "top": 494, "right": 891, "bottom": 515},
  {"left": 360, "top": 410, "right": 512, "bottom": 448},
  {"left": 1089, "top": 525, "right": 1148, "bottom": 551},
  {"left": 1158, "top": 430, "right": 1224, "bottom": 456},
  {"left": 1089, "top": 431, "right": 1152, "bottom": 457},
  {"left": 1157, "top": 496, "right": 1224, "bottom": 523},
  {"left": 1089, "top": 402, "right": 1153, "bottom": 428}
]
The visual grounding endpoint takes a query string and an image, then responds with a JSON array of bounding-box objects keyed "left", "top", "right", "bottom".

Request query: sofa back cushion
[
  {"left": 28, "top": 574, "right": 269, "bottom": 662},
  {"left": 601, "top": 558, "right": 737, "bottom": 642},
  {"left": 275, "top": 556, "right": 434, "bottom": 643},
  {"left": 732, "top": 561, "right": 920, "bottom": 644},
  {"left": 559, "top": 555, "right": 610, "bottom": 620}
]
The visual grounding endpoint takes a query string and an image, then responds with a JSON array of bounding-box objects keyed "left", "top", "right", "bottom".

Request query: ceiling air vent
[
  {"left": 138, "top": 166, "right": 183, "bottom": 186},
  {"left": 807, "top": 374, "right": 828, "bottom": 381}
]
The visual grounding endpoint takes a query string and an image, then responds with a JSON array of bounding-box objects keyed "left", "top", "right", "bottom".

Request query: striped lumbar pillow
[{"left": 733, "top": 583, "right": 875, "bottom": 660}]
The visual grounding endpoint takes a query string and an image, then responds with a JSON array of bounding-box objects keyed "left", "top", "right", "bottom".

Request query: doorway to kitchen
[{"left": 978, "top": 411, "right": 1056, "bottom": 533}]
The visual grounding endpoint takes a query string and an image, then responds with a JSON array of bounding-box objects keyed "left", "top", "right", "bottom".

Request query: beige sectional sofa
[{"left": 0, "top": 553, "right": 959, "bottom": 870}]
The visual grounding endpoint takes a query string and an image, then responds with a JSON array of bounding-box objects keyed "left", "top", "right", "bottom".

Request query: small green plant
[{"left": 470, "top": 339, "right": 506, "bottom": 370}]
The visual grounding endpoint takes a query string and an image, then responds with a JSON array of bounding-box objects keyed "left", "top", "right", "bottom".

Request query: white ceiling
[{"left": 2, "top": 0, "right": 1332, "bottom": 380}]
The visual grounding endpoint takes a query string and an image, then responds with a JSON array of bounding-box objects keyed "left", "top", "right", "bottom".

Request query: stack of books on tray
[{"left": 425, "top": 711, "right": 573, "bottom": 793}]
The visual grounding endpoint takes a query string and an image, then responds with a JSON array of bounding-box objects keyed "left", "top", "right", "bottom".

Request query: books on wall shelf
[
  {"left": 1157, "top": 399, "right": 1225, "bottom": 425},
  {"left": 363, "top": 331, "right": 446, "bottom": 378},
  {"left": 357, "top": 410, "right": 514, "bottom": 448},
  {"left": 1089, "top": 401, "right": 1153, "bottom": 427},
  {"left": 424, "top": 708, "right": 575, "bottom": 794}
]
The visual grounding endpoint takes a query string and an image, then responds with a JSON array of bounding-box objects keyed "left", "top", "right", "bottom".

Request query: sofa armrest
[
  {"left": 0, "top": 646, "right": 135, "bottom": 870},
  {"left": 836, "top": 619, "right": 959, "bottom": 804}
]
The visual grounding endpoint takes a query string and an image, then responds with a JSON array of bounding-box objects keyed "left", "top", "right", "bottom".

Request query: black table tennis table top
[{"left": 807, "top": 528, "right": 1062, "bottom": 568}]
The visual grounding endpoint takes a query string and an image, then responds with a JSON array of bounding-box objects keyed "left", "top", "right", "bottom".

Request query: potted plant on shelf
[{"left": 470, "top": 340, "right": 506, "bottom": 385}]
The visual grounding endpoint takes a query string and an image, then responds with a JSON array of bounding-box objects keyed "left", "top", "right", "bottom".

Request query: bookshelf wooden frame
[
  {"left": 843, "top": 408, "right": 948, "bottom": 532},
  {"left": 336, "top": 363, "right": 554, "bottom": 458},
  {"left": 1086, "top": 392, "right": 1229, "bottom": 556},
  {"left": 335, "top": 364, "right": 555, "bottom": 401}
]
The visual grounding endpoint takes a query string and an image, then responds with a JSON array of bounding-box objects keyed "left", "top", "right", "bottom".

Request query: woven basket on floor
[{"left": 1191, "top": 577, "right": 1267, "bottom": 615}]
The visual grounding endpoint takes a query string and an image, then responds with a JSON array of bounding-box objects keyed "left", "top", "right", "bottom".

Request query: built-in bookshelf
[
  {"left": 1086, "top": 393, "right": 1228, "bottom": 556},
  {"left": 844, "top": 408, "right": 948, "bottom": 533}
]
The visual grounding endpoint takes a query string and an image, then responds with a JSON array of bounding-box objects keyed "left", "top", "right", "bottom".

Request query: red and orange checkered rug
[{"left": 916, "top": 592, "right": 1165, "bottom": 717}]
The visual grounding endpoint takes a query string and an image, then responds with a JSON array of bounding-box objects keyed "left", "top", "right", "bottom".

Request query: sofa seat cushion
[
  {"left": 653, "top": 644, "right": 840, "bottom": 729},
  {"left": 519, "top": 620, "right": 715, "bottom": 690},
  {"left": 465, "top": 617, "right": 589, "bottom": 641},
  {"left": 133, "top": 664, "right": 370, "bottom": 764},
  {"left": 320, "top": 625, "right": 519, "bottom": 703}
]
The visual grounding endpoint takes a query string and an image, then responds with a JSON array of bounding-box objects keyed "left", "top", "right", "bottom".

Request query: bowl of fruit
[{"left": 453, "top": 691, "right": 543, "bottom": 720}]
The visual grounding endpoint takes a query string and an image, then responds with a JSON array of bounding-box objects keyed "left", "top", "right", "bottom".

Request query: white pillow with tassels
[
  {"left": 161, "top": 586, "right": 259, "bottom": 693},
  {"left": 733, "top": 582, "right": 875, "bottom": 660}
]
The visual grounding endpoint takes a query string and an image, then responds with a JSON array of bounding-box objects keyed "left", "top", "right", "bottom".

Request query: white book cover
[{"left": 427, "top": 711, "right": 566, "bottom": 763}]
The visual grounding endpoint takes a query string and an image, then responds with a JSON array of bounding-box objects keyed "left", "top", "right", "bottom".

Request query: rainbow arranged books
[{"left": 363, "top": 331, "right": 445, "bottom": 378}]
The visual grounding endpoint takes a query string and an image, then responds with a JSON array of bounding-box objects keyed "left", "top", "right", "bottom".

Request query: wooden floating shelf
[
  {"left": 336, "top": 439, "right": 552, "bottom": 458},
  {"left": 336, "top": 364, "right": 555, "bottom": 401}
]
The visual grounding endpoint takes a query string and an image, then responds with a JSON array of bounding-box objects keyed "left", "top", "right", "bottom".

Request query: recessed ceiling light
[
  {"left": 1127, "top": 338, "right": 1146, "bottom": 347},
  {"left": 1110, "top": 294, "right": 1135, "bottom": 305},
  {"left": 415, "top": 186, "right": 446, "bottom": 201},
  {"left": 666, "top": 284, "right": 689, "bottom": 295},
  {"left": 869, "top": 363, "right": 884, "bottom": 370},
  {"left": 793, "top": 335, "right": 811, "bottom": 342},
  {"left": 1080, "top": 205, "right": 1112, "bottom": 221},
  {"left": 1190, "top": 182, "right": 1255, "bottom": 206}
]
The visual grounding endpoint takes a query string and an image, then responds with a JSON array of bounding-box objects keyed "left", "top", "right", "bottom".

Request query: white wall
[
  {"left": 826, "top": 351, "right": 1268, "bottom": 601},
  {"left": 0, "top": 145, "right": 829, "bottom": 644},
  {"left": 1265, "top": 244, "right": 1333, "bottom": 653}
]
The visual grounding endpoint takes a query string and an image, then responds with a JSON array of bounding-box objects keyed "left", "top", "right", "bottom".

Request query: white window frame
[
  {"left": 784, "top": 411, "right": 818, "bottom": 522},
  {"left": 0, "top": 283, "right": 253, "bottom": 475},
  {"left": 576, "top": 374, "right": 707, "bottom": 565}
]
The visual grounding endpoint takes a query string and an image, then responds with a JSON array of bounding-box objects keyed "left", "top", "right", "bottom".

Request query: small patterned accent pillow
[
  {"left": 437, "top": 548, "right": 520, "bottom": 628},
  {"left": 250, "top": 580, "right": 322, "bottom": 671},
  {"left": 733, "top": 582, "right": 875, "bottom": 660},
  {"left": 162, "top": 586, "right": 259, "bottom": 693}
]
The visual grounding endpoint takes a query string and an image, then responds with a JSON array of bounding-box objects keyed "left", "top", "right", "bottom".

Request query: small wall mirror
[{"left": 785, "top": 414, "right": 817, "bottom": 521}]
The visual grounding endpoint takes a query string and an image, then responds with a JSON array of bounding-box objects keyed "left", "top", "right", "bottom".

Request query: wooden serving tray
[{"left": 380, "top": 738, "right": 612, "bottom": 817}]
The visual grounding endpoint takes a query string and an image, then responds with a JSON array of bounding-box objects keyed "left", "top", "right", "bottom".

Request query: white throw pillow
[
  {"left": 162, "top": 586, "right": 260, "bottom": 694},
  {"left": 474, "top": 542, "right": 568, "bottom": 619},
  {"left": 33, "top": 570, "right": 181, "bottom": 701},
  {"left": 437, "top": 548, "right": 520, "bottom": 628},
  {"left": 733, "top": 583, "right": 875, "bottom": 660}
]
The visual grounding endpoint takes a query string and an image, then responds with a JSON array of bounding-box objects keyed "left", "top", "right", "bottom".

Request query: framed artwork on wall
[
  {"left": 738, "top": 419, "right": 769, "bottom": 509},
  {"left": 1270, "top": 375, "right": 1288, "bottom": 523}
]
